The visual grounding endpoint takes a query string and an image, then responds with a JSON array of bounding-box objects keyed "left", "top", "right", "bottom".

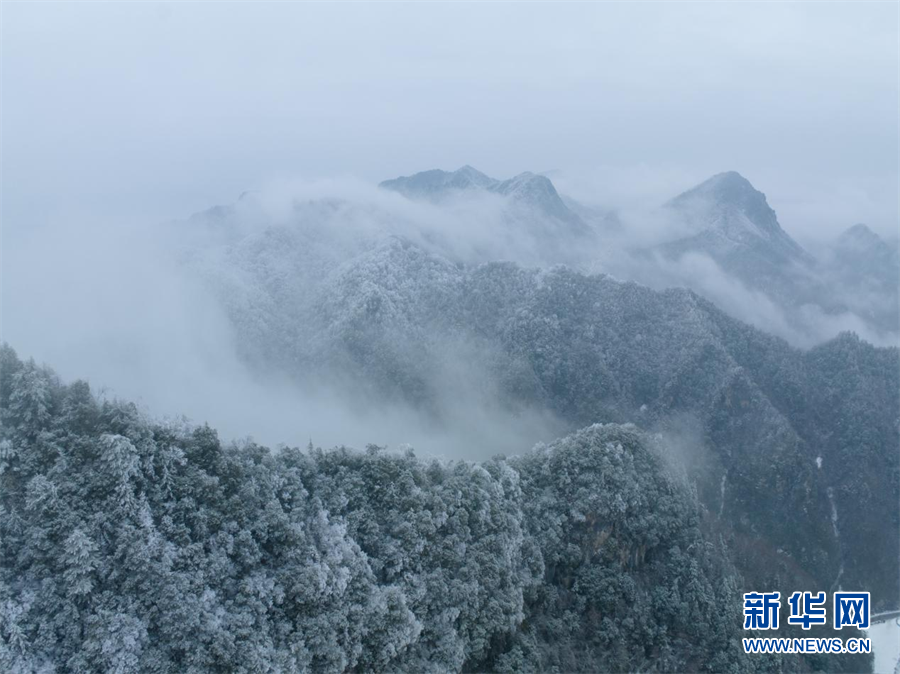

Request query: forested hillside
[{"left": 0, "top": 345, "right": 874, "bottom": 673}]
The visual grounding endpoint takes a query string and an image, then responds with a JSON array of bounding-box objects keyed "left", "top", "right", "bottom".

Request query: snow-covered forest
[{"left": 0, "top": 345, "right": 876, "bottom": 673}]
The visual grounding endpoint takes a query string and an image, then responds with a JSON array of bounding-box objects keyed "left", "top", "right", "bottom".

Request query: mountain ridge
[{"left": 380, "top": 165, "right": 587, "bottom": 231}]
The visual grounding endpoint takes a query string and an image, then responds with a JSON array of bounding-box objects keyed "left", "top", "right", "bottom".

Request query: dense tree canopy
[{"left": 1, "top": 345, "right": 874, "bottom": 672}]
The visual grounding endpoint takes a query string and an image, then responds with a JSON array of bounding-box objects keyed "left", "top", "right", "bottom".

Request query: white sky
[{"left": 2, "top": 1, "right": 899, "bottom": 237}]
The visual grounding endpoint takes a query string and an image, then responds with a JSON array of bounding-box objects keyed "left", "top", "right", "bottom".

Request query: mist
[
  {"left": 4, "top": 163, "right": 896, "bottom": 463},
  {"left": 2, "top": 194, "right": 574, "bottom": 459},
  {"left": 3, "top": 2, "right": 898, "bottom": 237}
]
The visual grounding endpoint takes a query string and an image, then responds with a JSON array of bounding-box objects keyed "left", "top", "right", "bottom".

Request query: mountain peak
[
  {"left": 663, "top": 171, "right": 811, "bottom": 265},
  {"left": 494, "top": 171, "right": 552, "bottom": 196},
  {"left": 707, "top": 170, "right": 753, "bottom": 188},
  {"left": 450, "top": 165, "right": 495, "bottom": 186},
  {"left": 675, "top": 171, "right": 768, "bottom": 213},
  {"left": 838, "top": 223, "right": 883, "bottom": 246},
  {"left": 834, "top": 224, "right": 897, "bottom": 271},
  {"left": 492, "top": 172, "right": 583, "bottom": 226},
  {"left": 378, "top": 166, "right": 496, "bottom": 198},
  {"left": 456, "top": 164, "right": 486, "bottom": 177},
  {"left": 379, "top": 166, "right": 586, "bottom": 231},
  {"left": 668, "top": 171, "right": 787, "bottom": 241}
]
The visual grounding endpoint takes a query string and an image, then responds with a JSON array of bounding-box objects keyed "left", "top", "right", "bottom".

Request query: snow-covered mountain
[
  {"left": 622, "top": 171, "right": 898, "bottom": 341},
  {"left": 180, "top": 167, "right": 898, "bottom": 347},
  {"left": 380, "top": 166, "right": 590, "bottom": 236},
  {"left": 665, "top": 171, "right": 809, "bottom": 260},
  {"left": 827, "top": 222, "right": 899, "bottom": 292},
  {"left": 379, "top": 165, "right": 498, "bottom": 197},
  {"left": 819, "top": 223, "right": 899, "bottom": 333},
  {"left": 657, "top": 171, "right": 815, "bottom": 298}
]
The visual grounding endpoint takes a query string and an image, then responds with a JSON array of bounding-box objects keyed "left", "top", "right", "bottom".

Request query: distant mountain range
[
  {"left": 180, "top": 166, "right": 899, "bottom": 344},
  {"left": 654, "top": 171, "right": 897, "bottom": 335},
  {"left": 377, "top": 166, "right": 900, "bottom": 339},
  {"left": 381, "top": 165, "right": 581, "bottom": 223},
  {"left": 176, "top": 175, "right": 899, "bottom": 612},
  {"left": 380, "top": 166, "right": 593, "bottom": 244}
]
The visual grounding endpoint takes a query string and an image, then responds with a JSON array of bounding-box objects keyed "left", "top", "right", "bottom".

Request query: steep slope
[{"left": 1, "top": 345, "right": 775, "bottom": 673}]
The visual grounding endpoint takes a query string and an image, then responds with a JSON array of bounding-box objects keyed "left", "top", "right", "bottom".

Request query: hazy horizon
[{"left": 3, "top": 1, "right": 898, "bottom": 239}]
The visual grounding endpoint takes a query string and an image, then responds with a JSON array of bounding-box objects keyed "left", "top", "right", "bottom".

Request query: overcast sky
[{"left": 3, "top": 1, "right": 898, "bottom": 237}]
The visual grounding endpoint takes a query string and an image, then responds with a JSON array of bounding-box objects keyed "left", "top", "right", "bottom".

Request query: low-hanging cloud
[
  {"left": 3, "top": 170, "right": 896, "bottom": 465},
  {"left": 2, "top": 195, "right": 569, "bottom": 460}
]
